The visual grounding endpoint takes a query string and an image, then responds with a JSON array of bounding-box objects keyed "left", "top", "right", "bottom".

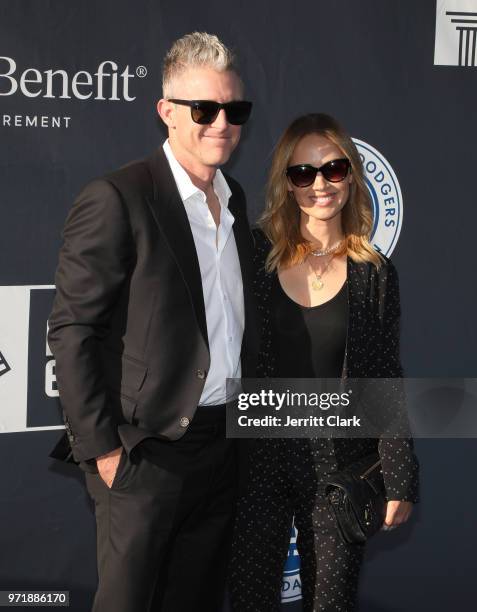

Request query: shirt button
[
  {"left": 196, "top": 369, "right": 206, "bottom": 379},
  {"left": 179, "top": 417, "right": 190, "bottom": 428}
]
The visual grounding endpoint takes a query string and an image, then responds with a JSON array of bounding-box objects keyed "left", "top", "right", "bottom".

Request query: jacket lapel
[
  {"left": 228, "top": 189, "right": 259, "bottom": 370},
  {"left": 346, "top": 257, "right": 369, "bottom": 376},
  {"left": 145, "top": 148, "right": 209, "bottom": 350}
]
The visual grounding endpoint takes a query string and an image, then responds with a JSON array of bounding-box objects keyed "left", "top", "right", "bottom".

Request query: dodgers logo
[
  {"left": 353, "top": 138, "right": 403, "bottom": 257},
  {"left": 281, "top": 524, "right": 301, "bottom": 603}
]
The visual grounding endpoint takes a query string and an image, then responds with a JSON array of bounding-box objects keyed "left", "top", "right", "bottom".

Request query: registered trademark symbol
[{"left": 136, "top": 66, "right": 147, "bottom": 78}]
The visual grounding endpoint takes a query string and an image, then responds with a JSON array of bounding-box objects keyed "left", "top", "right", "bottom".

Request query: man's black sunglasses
[
  {"left": 286, "top": 158, "right": 351, "bottom": 187},
  {"left": 168, "top": 99, "right": 252, "bottom": 125}
]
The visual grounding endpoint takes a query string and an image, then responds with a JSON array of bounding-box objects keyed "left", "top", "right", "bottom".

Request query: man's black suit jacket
[{"left": 48, "top": 147, "right": 259, "bottom": 464}]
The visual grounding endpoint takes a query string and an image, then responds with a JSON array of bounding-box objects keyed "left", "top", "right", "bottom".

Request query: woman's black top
[{"left": 272, "top": 275, "right": 348, "bottom": 379}]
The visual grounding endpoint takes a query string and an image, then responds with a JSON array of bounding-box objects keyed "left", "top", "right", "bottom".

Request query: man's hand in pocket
[{"left": 96, "top": 446, "right": 123, "bottom": 488}]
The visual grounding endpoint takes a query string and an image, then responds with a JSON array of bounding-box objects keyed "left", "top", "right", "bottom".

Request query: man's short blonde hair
[{"left": 162, "top": 32, "right": 241, "bottom": 98}]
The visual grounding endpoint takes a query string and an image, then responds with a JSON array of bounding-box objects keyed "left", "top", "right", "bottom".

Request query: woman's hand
[{"left": 382, "top": 500, "right": 413, "bottom": 530}]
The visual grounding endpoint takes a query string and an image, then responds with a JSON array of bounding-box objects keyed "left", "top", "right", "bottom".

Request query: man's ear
[{"left": 157, "top": 99, "right": 175, "bottom": 128}]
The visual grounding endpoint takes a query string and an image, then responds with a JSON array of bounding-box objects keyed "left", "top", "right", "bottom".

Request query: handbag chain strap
[{"left": 359, "top": 458, "right": 382, "bottom": 480}]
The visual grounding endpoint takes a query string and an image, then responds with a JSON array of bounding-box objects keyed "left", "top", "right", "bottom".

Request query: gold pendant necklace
[
  {"left": 309, "top": 255, "right": 333, "bottom": 291},
  {"left": 312, "top": 277, "right": 324, "bottom": 291}
]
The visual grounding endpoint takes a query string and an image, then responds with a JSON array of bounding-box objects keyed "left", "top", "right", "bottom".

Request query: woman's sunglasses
[
  {"left": 286, "top": 158, "right": 351, "bottom": 187},
  {"left": 168, "top": 99, "right": 253, "bottom": 125}
]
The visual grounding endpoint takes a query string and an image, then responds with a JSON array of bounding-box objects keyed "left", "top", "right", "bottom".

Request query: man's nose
[{"left": 210, "top": 108, "right": 229, "bottom": 129}]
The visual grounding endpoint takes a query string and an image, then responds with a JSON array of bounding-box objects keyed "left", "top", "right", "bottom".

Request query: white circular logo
[
  {"left": 353, "top": 138, "right": 403, "bottom": 256},
  {"left": 281, "top": 525, "right": 301, "bottom": 602}
]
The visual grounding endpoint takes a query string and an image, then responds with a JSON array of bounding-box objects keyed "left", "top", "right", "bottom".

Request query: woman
[{"left": 230, "top": 113, "right": 419, "bottom": 611}]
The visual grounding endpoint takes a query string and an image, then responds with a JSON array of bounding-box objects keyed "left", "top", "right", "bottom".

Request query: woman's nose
[{"left": 312, "top": 171, "right": 328, "bottom": 190}]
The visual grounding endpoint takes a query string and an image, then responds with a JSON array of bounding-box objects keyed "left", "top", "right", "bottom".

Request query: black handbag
[{"left": 325, "top": 453, "right": 386, "bottom": 544}]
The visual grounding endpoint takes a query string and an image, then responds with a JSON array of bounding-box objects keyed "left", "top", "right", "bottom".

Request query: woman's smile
[{"left": 309, "top": 193, "right": 336, "bottom": 206}]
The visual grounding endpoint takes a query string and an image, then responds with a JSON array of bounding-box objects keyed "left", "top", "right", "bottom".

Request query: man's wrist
[{"left": 96, "top": 446, "right": 122, "bottom": 462}]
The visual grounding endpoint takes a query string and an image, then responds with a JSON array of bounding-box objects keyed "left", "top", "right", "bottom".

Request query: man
[{"left": 48, "top": 32, "right": 258, "bottom": 612}]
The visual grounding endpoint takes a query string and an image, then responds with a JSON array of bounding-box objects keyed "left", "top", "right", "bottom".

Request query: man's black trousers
[{"left": 84, "top": 406, "right": 237, "bottom": 612}]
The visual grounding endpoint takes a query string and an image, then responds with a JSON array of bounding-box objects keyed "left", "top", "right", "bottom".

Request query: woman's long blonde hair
[{"left": 260, "top": 113, "right": 383, "bottom": 271}]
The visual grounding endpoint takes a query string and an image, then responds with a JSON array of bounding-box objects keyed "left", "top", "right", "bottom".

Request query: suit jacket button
[
  {"left": 196, "top": 369, "right": 206, "bottom": 379},
  {"left": 180, "top": 417, "right": 190, "bottom": 428}
]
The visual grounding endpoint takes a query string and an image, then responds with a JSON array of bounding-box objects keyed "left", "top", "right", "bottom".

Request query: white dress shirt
[{"left": 162, "top": 139, "right": 245, "bottom": 405}]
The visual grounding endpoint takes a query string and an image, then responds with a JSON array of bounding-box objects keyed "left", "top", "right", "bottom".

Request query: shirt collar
[{"left": 162, "top": 139, "right": 232, "bottom": 208}]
